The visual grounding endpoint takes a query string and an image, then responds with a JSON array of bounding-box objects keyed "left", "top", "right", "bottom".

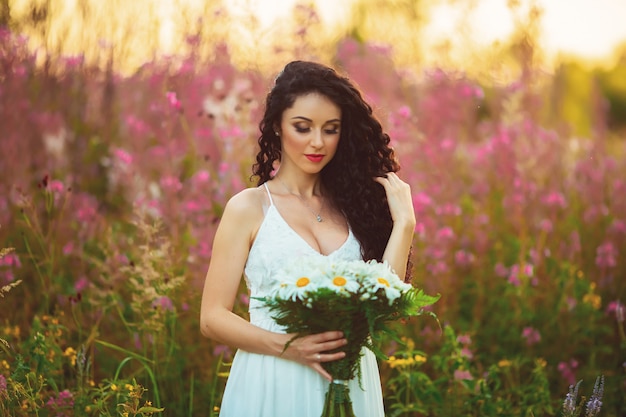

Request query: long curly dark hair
[{"left": 253, "top": 61, "right": 409, "bottom": 277}]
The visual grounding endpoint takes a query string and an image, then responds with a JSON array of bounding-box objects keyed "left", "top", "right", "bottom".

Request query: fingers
[
  {"left": 373, "top": 172, "right": 415, "bottom": 225},
  {"left": 283, "top": 331, "right": 348, "bottom": 381},
  {"left": 309, "top": 349, "right": 347, "bottom": 382}
]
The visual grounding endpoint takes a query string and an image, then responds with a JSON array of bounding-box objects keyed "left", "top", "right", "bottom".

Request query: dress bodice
[{"left": 244, "top": 184, "right": 362, "bottom": 327}]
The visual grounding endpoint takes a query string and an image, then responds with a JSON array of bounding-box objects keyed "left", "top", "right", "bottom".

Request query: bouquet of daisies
[{"left": 260, "top": 256, "right": 440, "bottom": 417}]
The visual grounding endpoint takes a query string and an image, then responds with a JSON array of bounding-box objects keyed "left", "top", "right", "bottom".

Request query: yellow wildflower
[
  {"left": 387, "top": 356, "right": 417, "bottom": 369},
  {"left": 535, "top": 358, "right": 547, "bottom": 368},
  {"left": 111, "top": 384, "right": 118, "bottom": 391},
  {"left": 125, "top": 384, "right": 134, "bottom": 391},
  {"left": 85, "top": 406, "right": 92, "bottom": 412},
  {"left": 63, "top": 347, "right": 77, "bottom": 366},
  {"left": 583, "top": 293, "right": 601, "bottom": 310},
  {"left": 1, "top": 359, "right": 9, "bottom": 370},
  {"left": 213, "top": 406, "right": 220, "bottom": 412},
  {"left": 414, "top": 354, "right": 427, "bottom": 363},
  {"left": 498, "top": 359, "right": 512, "bottom": 368}
]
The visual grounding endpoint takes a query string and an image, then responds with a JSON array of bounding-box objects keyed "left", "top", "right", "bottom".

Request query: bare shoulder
[{"left": 220, "top": 186, "right": 266, "bottom": 235}]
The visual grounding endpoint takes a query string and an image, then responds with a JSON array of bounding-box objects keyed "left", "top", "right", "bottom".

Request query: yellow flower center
[
  {"left": 296, "top": 277, "right": 310, "bottom": 287},
  {"left": 377, "top": 277, "right": 390, "bottom": 287},
  {"left": 333, "top": 276, "right": 347, "bottom": 286}
]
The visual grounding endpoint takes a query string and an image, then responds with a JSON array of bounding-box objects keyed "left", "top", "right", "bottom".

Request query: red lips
[{"left": 305, "top": 154, "right": 324, "bottom": 162}]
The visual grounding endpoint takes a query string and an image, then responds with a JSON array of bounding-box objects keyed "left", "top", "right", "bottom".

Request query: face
[{"left": 277, "top": 93, "right": 341, "bottom": 175}]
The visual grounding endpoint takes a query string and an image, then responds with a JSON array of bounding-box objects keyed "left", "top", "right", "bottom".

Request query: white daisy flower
[
  {"left": 360, "top": 260, "right": 409, "bottom": 305},
  {"left": 319, "top": 265, "right": 361, "bottom": 295},
  {"left": 274, "top": 257, "right": 324, "bottom": 301}
]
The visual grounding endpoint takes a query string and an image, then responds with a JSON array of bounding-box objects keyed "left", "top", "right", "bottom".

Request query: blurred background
[{"left": 1, "top": 1, "right": 625, "bottom": 416}]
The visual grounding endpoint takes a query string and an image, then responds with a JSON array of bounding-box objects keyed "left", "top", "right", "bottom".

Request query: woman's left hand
[{"left": 374, "top": 172, "right": 416, "bottom": 228}]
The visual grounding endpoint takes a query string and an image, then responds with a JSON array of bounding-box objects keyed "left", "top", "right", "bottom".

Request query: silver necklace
[{"left": 276, "top": 177, "right": 324, "bottom": 222}]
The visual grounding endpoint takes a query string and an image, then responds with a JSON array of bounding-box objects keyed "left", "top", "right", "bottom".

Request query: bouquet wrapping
[{"left": 258, "top": 257, "right": 440, "bottom": 417}]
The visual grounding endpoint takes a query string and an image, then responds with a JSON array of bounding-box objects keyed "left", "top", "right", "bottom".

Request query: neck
[{"left": 273, "top": 173, "right": 322, "bottom": 198}]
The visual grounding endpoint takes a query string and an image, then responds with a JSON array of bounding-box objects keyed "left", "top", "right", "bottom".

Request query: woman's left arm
[{"left": 374, "top": 172, "right": 416, "bottom": 278}]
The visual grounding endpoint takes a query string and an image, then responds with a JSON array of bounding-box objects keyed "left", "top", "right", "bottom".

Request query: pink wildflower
[
  {"left": 457, "top": 334, "right": 472, "bottom": 345},
  {"left": 412, "top": 192, "right": 432, "bottom": 213},
  {"left": 62, "top": 242, "right": 74, "bottom": 255},
  {"left": 494, "top": 263, "right": 508, "bottom": 278},
  {"left": 160, "top": 175, "right": 183, "bottom": 193},
  {"left": 538, "top": 219, "right": 553, "bottom": 232},
  {"left": 460, "top": 347, "right": 474, "bottom": 359},
  {"left": 74, "top": 276, "right": 89, "bottom": 293},
  {"left": 454, "top": 250, "right": 475, "bottom": 267},
  {"left": 213, "top": 344, "right": 233, "bottom": 358},
  {"left": 0, "top": 252, "right": 21, "bottom": 268},
  {"left": 558, "top": 359, "right": 579, "bottom": 386},
  {"left": 218, "top": 162, "right": 230, "bottom": 176},
  {"left": 48, "top": 179, "right": 65, "bottom": 194},
  {"left": 239, "top": 293, "right": 250, "bottom": 306},
  {"left": 436, "top": 227, "right": 455, "bottom": 241},
  {"left": 541, "top": 191, "right": 567, "bottom": 209},
  {"left": 113, "top": 148, "right": 133, "bottom": 165},
  {"left": 427, "top": 260, "right": 448, "bottom": 275},
  {"left": 606, "top": 300, "right": 624, "bottom": 323},
  {"left": 610, "top": 220, "right": 626, "bottom": 234},
  {"left": 595, "top": 242, "right": 617, "bottom": 268},
  {"left": 166, "top": 91, "right": 182, "bottom": 111},
  {"left": 193, "top": 170, "right": 211, "bottom": 184},
  {"left": 397, "top": 105, "right": 411, "bottom": 118},
  {"left": 522, "top": 327, "right": 541, "bottom": 346},
  {"left": 454, "top": 369, "right": 473, "bottom": 381}
]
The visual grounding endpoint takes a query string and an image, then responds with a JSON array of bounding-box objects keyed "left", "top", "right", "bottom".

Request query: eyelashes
[{"left": 294, "top": 126, "right": 340, "bottom": 134}]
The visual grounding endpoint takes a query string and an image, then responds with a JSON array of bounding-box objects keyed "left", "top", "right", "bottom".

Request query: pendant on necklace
[{"left": 316, "top": 215, "right": 323, "bottom": 222}]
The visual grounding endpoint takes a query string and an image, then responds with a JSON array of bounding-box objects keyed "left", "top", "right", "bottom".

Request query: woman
[{"left": 200, "top": 61, "right": 416, "bottom": 416}]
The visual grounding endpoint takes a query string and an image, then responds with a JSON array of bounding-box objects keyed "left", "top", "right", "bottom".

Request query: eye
[
  {"left": 295, "top": 126, "right": 310, "bottom": 133},
  {"left": 324, "top": 128, "right": 340, "bottom": 135}
]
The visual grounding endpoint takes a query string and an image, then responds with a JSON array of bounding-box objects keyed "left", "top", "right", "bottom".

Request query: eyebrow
[{"left": 290, "top": 116, "right": 341, "bottom": 123}]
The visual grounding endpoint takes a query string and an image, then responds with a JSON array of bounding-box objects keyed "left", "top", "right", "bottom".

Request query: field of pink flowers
[{"left": 1, "top": 26, "right": 625, "bottom": 416}]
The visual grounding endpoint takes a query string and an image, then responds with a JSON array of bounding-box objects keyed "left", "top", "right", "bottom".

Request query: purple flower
[
  {"left": 585, "top": 375, "right": 604, "bottom": 417},
  {"left": 0, "top": 374, "right": 6, "bottom": 393},
  {"left": 562, "top": 380, "right": 581, "bottom": 416},
  {"left": 153, "top": 296, "right": 174, "bottom": 311}
]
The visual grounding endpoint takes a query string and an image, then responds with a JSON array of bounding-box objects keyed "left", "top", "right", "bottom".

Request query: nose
[{"left": 310, "top": 129, "right": 323, "bottom": 148}]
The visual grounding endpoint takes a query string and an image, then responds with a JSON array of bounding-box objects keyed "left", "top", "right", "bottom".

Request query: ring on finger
[{"left": 316, "top": 353, "right": 321, "bottom": 361}]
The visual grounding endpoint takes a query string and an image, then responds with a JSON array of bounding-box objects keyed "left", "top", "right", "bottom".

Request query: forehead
[{"left": 282, "top": 92, "right": 341, "bottom": 121}]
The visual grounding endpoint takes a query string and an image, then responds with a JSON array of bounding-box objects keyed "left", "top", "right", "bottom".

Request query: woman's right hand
[{"left": 278, "top": 331, "right": 348, "bottom": 381}]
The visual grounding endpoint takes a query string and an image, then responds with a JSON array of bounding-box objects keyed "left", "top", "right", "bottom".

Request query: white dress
[{"left": 218, "top": 183, "right": 385, "bottom": 417}]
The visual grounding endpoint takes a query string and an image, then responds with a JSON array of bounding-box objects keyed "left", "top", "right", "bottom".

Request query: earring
[{"left": 274, "top": 131, "right": 280, "bottom": 136}]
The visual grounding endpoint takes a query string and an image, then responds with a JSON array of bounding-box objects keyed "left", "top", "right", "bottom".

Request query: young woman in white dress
[{"left": 200, "top": 61, "right": 416, "bottom": 417}]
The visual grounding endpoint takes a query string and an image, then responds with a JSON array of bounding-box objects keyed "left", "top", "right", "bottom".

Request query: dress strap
[{"left": 263, "top": 182, "right": 274, "bottom": 206}]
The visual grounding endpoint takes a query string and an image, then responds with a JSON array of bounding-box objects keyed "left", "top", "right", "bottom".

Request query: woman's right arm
[{"left": 199, "top": 189, "right": 346, "bottom": 381}]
